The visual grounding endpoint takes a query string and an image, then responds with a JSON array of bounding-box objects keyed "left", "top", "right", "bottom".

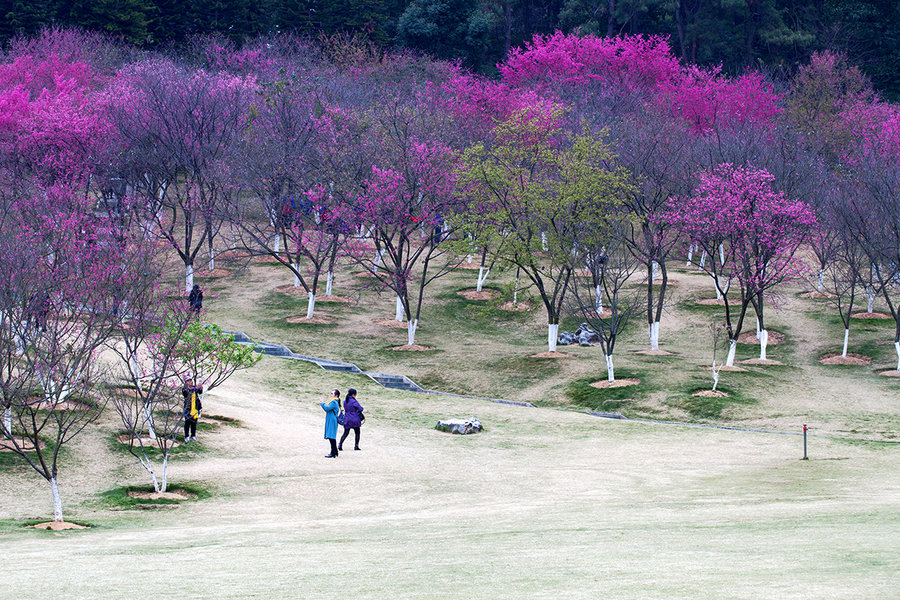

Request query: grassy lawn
[{"left": 0, "top": 254, "right": 897, "bottom": 599}]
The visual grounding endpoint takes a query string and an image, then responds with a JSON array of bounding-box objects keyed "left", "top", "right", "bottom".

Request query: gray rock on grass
[{"left": 436, "top": 418, "right": 483, "bottom": 435}]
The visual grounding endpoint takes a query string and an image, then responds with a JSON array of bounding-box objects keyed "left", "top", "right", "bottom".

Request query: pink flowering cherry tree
[{"left": 664, "top": 164, "right": 817, "bottom": 365}]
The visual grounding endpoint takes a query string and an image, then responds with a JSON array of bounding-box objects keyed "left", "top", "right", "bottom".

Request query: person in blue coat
[
  {"left": 338, "top": 388, "right": 364, "bottom": 451},
  {"left": 321, "top": 389, "right": 341, "bottom": 458}
]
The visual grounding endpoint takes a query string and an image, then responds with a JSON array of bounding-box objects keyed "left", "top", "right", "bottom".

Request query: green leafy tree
[{"left": 460, "top": 106, "right": 632, "bottom": 352}]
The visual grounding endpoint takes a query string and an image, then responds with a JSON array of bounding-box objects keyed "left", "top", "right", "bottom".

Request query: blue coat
[
  {"left": 321, "top": 399, "right": 340, "bottom": 439},
  {"left": 343, "top": 396, "right": 364, "bottom": 428}
]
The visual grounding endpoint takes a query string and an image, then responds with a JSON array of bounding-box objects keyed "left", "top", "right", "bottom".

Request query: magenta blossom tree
[{"left": 664, "top": 164, "right": 817, "bottom": 365}]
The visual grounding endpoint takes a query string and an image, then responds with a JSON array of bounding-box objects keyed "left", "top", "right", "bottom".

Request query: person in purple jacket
[{"left": 338, "top": 388, "right": 364, "bottom": 451}]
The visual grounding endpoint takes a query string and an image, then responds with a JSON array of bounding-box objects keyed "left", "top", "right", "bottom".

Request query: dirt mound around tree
[
  {"left": 590, "top": 378, "right": 640, "bottom": 389},
  {"left": 127, "top": 489, "right": 196, "bottom": 501},
  {"left": 800, "top": 290, "right": 836, "bottom": 299},
  {"left": 274, "top": 285, "right": 308, "bottom": 295},
  {"left": 319, "top": 295, "right": 351, "bottom": 304},
  {"left": 737, "top": 331, "right": 785, "bottom": 345},
  {"left": 692, "top": 389, "right": 729, "bottom": 398},
  {"left": 33, "top": 521, "right": 87, "bottom": 530},
  {"left": 877, "top": 370, "right": 900, "bottom": 377},
  {"left": 740, "top": 359, "right": 783, "bottom": 366},
  {"left": 819, "top": 353, "right": 872, "bottom": 366},
  {"left": 458, "top": 289, "right": 500, "bottom": 301},
  {"left": 391, "top": 344, "right": 434, "bottom": 351},
  {"left": 851, "top": 311, "right": 892, "bottom": 319},
  {"left": 634, "top": 349, "right": 673, "bottom": 356},
  {"left": 0, "top": 437, "right": 43, "bottom": 452},
  {"left": 498, "top": 301, "right": 532, "bottom": 311}
]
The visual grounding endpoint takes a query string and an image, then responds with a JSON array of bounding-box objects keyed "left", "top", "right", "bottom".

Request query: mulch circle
[
  {"left": 740, "top": 358, "right": 783, "bottom": 366},
  {"left": 531, "top": 351, "right": 573, "bottom": 359},
  {"left": 692, "top": 389, "right": 729, "bottom": 398},
  {"left": 127, "top": 489, "right": 197, "bottom": 500},
  {"left": 457, "top": 289, "right": 500, "bottom": 301},
  {"left": 590, "top": 378, "right": 640, "bottom": 389},
  {"left": 877, "top": 370, "right": 900, "bottom": 377},
  {"left": 737, "top": 331, "right": 785, "bottom": 345},
  {"left": 390, "top": 344, "right": 434, "bottom": 351},
  {"left": 0, "top": 437, "right": 43, "bottom": 452},
  {"left": 498, "top": 301, "right": 532, "bottom": 311},
  {"left": 285, "top": 314, "right": 336, "bottom": 324},
  {"left": 851, "top": 312, "right": 892, "bottom": 320},
  {"left": 635, "top": 349, "right": 674, "bottom": 356},
  {"left": 819, "top": 353, "right": 872, "bottom": 366},
  {"left": 33, "top": 521, "right": 87, "bottom": 530}
]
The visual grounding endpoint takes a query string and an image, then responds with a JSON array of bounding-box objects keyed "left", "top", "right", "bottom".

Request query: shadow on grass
[{"left": 99, "top": 482, "right": 212, "bottom": 510}]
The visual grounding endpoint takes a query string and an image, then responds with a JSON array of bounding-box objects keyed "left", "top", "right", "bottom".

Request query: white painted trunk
[
  {"left": 756, "top": 317, "right": 761, "bottom": 339},
  {"left": 273, "top": 235, "right": 280, "bottom": 253},
  {"left": 3, "top": 406, "right": 10, "bottom": 436},
  {"left": 649, "top": 321, "right": 660, "bottom": 351},
  {"left": 842, "top": 329, "right": 849, "bottom": 358},
  {"left": 725, "top": 339, "right": 737, "bottom": 367},
  {"left": 407, "top": 319, "right": 418, "bottom": 346},
  {"left": 325, "top": 271, "right": 334, "bottom": 296},
  {"left": 595, "top": 285, "right": 603, "bottom": 313},
  {"left": 699, "top": 250, "right": 707, "bottom": 269},
  {"left": 817, "top": 269, "right": 825, "bottom": 293},
  {"left": 548, "top": 323, "right": 559, "bottom": 352},
  {"left": 185, "top": 264, "right": 194, "bottom": 293},
  {"left": 293, "top": 263, "right": 302, "bottom": 288},
  {"left": 466, "top": 254, "right": 472, "bottom": 264},
  {"left": 895, "top": 341, "right": 900, "bottom": 371},
  {"left": 144, "top": 404, "right": 157, "bottom": 441},
  {"left": 605, "top": 354, "right": 615, "bottom": 383},
  {"left": 651, "top": 261, "right": 659, "bottom": 281},
  {"left": 51, "top": 476, "right": 63, "bottom": 522},
  {"left": 759, "top": 329, "right": 768, "bottom": 361},
  {"left": 711, "top": 366, "right": 720, "bottom": 392},
  {"left": 513, "top": 277, "right": 520, "bottom": 305},
  {"left": 395, "top": 295, "right": 404, "bottom": 321},
  {"left": 715, "top": 276, "right": 723, "bottom": 300},
  {"left": 867, "top": 287, "right": 875, "bottom": 313},
  {"left": 686, "top": 244, "right": 694, "bottom": 266},
  {"left": 306, "top": 293, "right": 316, "bottom": 319},
  {"left": 208, "top": 248, "right": 214, "bottom": 271},
  {"left": 476, "top": 267, "right": 490, "bottom": 292},
  {"left": 373, "top": 248, "right": 385, "bottom": 274},
  {"left": 160, "top": 454, "right": 168, "bottom": 493},
  {"left": 718, "top": 243, "right": 725, "bottom": 265},
  {"left": 541, "top": 231, "right": 548, "bottom": 251}
]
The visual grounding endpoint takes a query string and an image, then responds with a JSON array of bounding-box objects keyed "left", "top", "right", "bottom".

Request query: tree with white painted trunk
[
  {"left": 461, "top": 106, "right": 631, "bottom": 352},
  {"left": 568, "top": 219, "right": 642, "bottom": 383},
  {"left": 104, "top": 59, "right": 253, "bottom": 292},
  {"left": 664, "top": 164, "right": 817, "bottom": 366}
]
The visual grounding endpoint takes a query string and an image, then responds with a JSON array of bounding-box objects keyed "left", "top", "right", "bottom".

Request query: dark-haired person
[
  {"left": 188, "top": 284, "right": 203, "bottom": 313},
  {"left": 338, "top": 388, "right": 363, "bottom": 451},
  {"left": 182, "top": 377, "right": 203, "bottom": 442},
  {"left": 321, "top": 389, "right": 341, "bottom": 458}
]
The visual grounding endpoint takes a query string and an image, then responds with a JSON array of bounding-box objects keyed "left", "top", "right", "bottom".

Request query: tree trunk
[
  {"left": 842, "top": 328, "right": 849, "bottom": 358},
  {"left": 51, "top": 476, "right": 63, "bottom": 522},
  {"left": 725, "top": 339, "right": 737, "bottom": 367},
  {"left": 541, "top": 231, "right": 548, "bottom": 251},
  {"left": 293, "top": 263, "right": 302, "bottom": 287},
  {"left": 3, "top": 406, "right": 11, "bottom": 435},
  {"left": 273, "top": 235, "right": 280, "bottom": 253},
  {"left": 144, "top": 404, "right": 157, "bottom": 441},
  {"left": 867, "top": 287, "right": 875, "bottom": 313},
  {"left": 649, "top": 321, "right": 660, "bottom": 351},
  {"left": 759, "top": 329, "right": 768, "bottom": 360},
  {"left": 651, "top": 261, "right": 659, "bottom": 281},
  {"left": 547, "top": 323, "right": 559, "bottom": 352},
  {"left": 160, "top": 454, "right": 168, "bottom": 493},
  {"left": 185, "top": 263, "right": 194, "bottom": 293},
  {"left": 605, "top": 354, "right": 615, "bottom": 383},
  {"left": 476, "top": 267, "right": 490, "bottom": 292},
  {"left": 407, "top": 319, "right": 418, "bottom": 346},
  {"left": 895, "top": 341, "right": 900, "bottom": 371},
  {"left": 374, "top": 248, "right": 385, "bottom": 274},
  {"left": 817, "top": 269, "right": 825, "bottom": 293},
  {"left": 306, "top": 292, "right": 316, "bottom": 319},
  {"left": 513, "top": 271, "right": 520, "bottom": 305},
  {"left": 686, "top": 244, "right": 694, "bottom": 266},
  {"left": 208, "top": 241, "right": 215, "bottom": 272},
  {"left": 325, "top": 271, "right": 334, "bottom": 296},
  {"left": 395, "top": 295, "right": 404, "bottom": 322},
  {"left": 711, "top": 366, "right": 720, "bottom": 391},
  {"left": 699, "top": 250, "right": 707, "bottom": 269},
  {"left": 715, "top": 276, "right": 723, "bottom": 300},
  {"left": 595, "top": 285, "right": 603, "bottom": 313},
  {"left": 756, "top": 317, "right": 761, "bottom": 339}
]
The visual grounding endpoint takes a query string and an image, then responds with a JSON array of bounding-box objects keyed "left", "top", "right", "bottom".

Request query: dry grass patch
[
  {"left": 819, "top": 353, "right": 872, "bottom": 366},
  {"left": 700, "top": 365, "right": 748, "bottom": 372},
  {"left": 531, "top": 351, "right": 572, "bottom": 359},
  {"left": 285, "top": 315, "right": 336, "bottom": 325},
  {"left": 196, "top": 268, "right": 231, "bottom": 278},
  {"left": 391, "top": 344, "right": 434, "bottom": 351},
  {"left": 590, "top": 378, "right": 640, "bottom": 389},
  {"left": 274, "top": 284, "right": 308, "bottom": 295},
  {"left": 634, "top": 349, "right": 673, "bottom": 356},
  {"left": 498, "top": 301, "right": 533, "bottom": 311},
  {"left": 695, "top": 298, "right": 726, "bottom": 306},
  {"left": 373, "top": 318, "right": 409, "bottom": 329}
]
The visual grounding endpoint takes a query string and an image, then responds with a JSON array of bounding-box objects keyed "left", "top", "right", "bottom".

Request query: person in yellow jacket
[{"left": 182, "top": 377, "right": 203, "bottom": 442}]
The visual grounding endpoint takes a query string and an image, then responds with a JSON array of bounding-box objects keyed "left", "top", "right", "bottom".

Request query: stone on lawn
[{"left": 436, "top": 418, "right": 483, "bottom": 435}]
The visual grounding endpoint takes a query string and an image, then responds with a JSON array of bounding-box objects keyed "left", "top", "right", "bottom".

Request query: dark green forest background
[{"left": 2, "top": 1, "right": 899, "bottom": 98}]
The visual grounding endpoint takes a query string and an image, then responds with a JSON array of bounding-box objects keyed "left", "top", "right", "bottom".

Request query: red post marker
[{"left": 802, "top": 424, "right": 808, "bottom": 460}]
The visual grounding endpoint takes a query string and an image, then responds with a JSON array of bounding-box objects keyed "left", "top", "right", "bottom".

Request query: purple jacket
[{"left": 343, "top": 396, "right": 364, "bottom": 428}]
